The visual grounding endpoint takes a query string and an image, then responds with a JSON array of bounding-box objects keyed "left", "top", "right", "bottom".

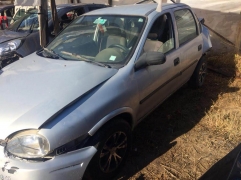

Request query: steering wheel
[{"left": 108, "top": 44, "right": 129, "bottom": 54}]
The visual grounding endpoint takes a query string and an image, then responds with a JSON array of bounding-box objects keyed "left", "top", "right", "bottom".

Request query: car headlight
[
  {"left": 6, "top": 130, "right": 50, "bottom": 159},
  {"left": 0, "top": 39, "right": 22, "bottom": 56}
]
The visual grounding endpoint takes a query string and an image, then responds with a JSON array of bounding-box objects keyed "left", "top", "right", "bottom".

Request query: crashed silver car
[{"left": 0, "top": 2, "right": 212, "bottom": 180}]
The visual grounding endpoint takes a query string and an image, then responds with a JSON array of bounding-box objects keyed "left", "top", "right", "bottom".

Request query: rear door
[{"left": 172, "top": 7, "right": 203, "bottom": 85}]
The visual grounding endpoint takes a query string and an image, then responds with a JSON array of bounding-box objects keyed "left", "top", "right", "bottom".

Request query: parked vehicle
[
  {"left": 0, "top": 3, "right": 108, "bottom": 69},
  {"left": 0, "top": 2, "right": 212, "bottom": 180},
  {"left": 0, "top": 5, "right": 14, "bottom": 29},
  {"left": 11, "top": 6, "right": 37, "bottom": 23}
]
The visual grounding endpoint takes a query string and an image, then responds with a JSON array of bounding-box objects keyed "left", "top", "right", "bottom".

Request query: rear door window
[{"left": 174, "top": 9, "right": 198, "bottom": 45}]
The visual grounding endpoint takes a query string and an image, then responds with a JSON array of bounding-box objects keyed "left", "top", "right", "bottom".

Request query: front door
[{"left": 135, "top": 13, "right": 182, "bottom": 120}]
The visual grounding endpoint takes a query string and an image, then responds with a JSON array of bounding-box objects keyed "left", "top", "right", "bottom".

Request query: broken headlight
[
  {"left": 6, "top": 130, "right": 50, "bottom": 159},
  {"left": 0, "top": 39, "right": 22, "bottom": 57}
]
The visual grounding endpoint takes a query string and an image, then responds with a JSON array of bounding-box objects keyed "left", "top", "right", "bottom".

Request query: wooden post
[
  {"left": 236, "top": 14, "right": 241, "bottom": 51},
  {"left": 108, "top": 0, "right": 112, "bottom": 6},
  {"left": 156, "top": 0, "right": 162, "bottom": 12},
  {"left": 39, "top": 0, "right": 48, "bottom": 47},
  {"left": 50, "top": 0, "right": 60, "bottom": 36}
]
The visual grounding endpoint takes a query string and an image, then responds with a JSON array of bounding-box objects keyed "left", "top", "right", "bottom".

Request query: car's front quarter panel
[{"left": 38, "top": 63, "right": 139, "bottom": 151}]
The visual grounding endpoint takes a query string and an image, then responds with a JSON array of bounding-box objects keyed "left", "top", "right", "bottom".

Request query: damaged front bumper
[
  {"left": 0, "top": 52, "right": 21, "bottom": 69},
  {"left": 0, "top": 146, "right": 97, "bottom": 180}
]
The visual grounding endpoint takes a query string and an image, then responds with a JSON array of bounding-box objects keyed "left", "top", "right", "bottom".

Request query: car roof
[
  {"left": 86, "top": 3, "right": 187, "bottom": 16},
  {"left": 0, "top": 5, "right": 14, "bottom": 10}
]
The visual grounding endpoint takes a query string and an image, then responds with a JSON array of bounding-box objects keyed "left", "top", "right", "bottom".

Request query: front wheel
[
  {"left": 188, "top": 56, "right": 207, "bottom": 88},
  {"left": 84, "top": 119, "right": 131, "bottom": 180}
]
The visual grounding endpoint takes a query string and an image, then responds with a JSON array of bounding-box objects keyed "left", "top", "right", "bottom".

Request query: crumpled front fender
[{"left": 201, "top": 24, "right": 212, "bottom": 54}]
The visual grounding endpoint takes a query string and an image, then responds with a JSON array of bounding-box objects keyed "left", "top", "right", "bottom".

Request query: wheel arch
[{"left": 88, "top": 107, "right": 134, "bottom": 136}]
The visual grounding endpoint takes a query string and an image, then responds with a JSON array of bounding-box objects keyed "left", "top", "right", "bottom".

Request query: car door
[
  {"left": 135, "top": 12, "right": 183, "bottom": 120},
  {"left": 173, "top": 7, "right": 203, "bottom": 85}
]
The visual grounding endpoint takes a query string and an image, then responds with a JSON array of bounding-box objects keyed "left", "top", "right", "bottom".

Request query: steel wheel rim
[
  {"left": 199, "top": 62, "right": 207, "bottom": 84},
  {"left": 99, "top": 131, "right": 128, "bottom": 173}
]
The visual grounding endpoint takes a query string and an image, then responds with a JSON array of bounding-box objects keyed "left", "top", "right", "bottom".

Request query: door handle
[
  {"left": 198, "top": 44, "right": 202, "bottom": 51},
  {"left": 174, "top": 57, "right": 180, "bottom": 66}
]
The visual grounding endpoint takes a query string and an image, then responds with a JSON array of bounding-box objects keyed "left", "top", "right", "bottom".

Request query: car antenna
[{"left": 170, "top": 0, "right": 176, "bottom": 3}]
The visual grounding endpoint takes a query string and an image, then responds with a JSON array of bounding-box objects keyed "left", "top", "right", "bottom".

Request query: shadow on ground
[
  {"left": 115, "top": 32, "right": 239, "bottom": 179},
  {"left": 199, "top": 143, "right": 241, "bottom": 180}
]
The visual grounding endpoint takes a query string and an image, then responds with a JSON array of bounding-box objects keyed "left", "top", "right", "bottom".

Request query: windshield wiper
[
  {"left": 43, "top": 48, "right": 66, "bottom": 60},
  {"left": 61, "top": 51, "right": 111, "bottom": 68},
  {"left": 82, "top": 58, "right": 112, "bottom": 68}
]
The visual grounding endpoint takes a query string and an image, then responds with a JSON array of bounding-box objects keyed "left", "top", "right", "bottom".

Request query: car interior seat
[
  {"left": 126, "top": 20, "right": 141, "bottom": 49},
  {"left": 144, "top": 15, "right": 168, "bottom": 52},
  {"left": 99, "top": 24, "right": 127, "bottom": 51}
]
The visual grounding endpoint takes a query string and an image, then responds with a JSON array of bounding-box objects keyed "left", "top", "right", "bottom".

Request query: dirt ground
[{"left": 115, "top": 32, "right": 241, "bottom": 180}]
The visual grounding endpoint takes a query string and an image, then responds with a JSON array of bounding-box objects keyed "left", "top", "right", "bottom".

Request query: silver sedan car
[{"left": 0, "top": 2, "right": 211, "bottom": 180}]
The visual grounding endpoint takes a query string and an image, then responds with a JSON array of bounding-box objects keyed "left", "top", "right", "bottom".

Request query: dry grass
[
  {"left": 204, "top": 53, "right": 241, "bottom": 137},
  {"left": 116, "top": 37, "right": 241, "bottom": 180},
  {"left": 204, "top": 85, "right": 241, "bottom": 137},
  {"left": 235, "top": 54, "right": 241, "bottom": 76}
]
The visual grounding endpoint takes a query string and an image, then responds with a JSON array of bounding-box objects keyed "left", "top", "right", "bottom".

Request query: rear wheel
[
  {"left": 84, "top": 119, "right": 131, "bottom": 180},
  {"left": 188, "top": 56, "right": 207, "bottom": 88}
]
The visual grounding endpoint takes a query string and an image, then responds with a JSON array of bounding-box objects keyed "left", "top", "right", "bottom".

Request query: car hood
[
  {"left": 0, "top": 54, "right": 118, "bottom": 139},
  {"left": 0, "top": 30, "right": 28, "bottom": 43}
]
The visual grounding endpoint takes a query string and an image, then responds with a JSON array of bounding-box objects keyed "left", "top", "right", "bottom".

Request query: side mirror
[
  {"left": 199, "top": 17, "right": 205, "bottom": 24},
  {"left": 134, "top": 51, "right": 166, "bottom": 71}
]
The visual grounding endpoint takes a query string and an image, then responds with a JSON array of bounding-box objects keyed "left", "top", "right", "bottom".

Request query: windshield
[
  {"left": 45, "top": 15, "right": 146, "bottom": 66},
  {"left": 11, "top": 8, "right": 35, "bottom": 23},
  {"left": 8, "top": 9, "right": 52, "bottom": 32}
]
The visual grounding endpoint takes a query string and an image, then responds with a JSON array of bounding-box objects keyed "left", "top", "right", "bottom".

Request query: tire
[
  {"left": 83, "top": 119, "right": 131, "bottom": 180},
  {"left": 188, "top": 56, "right": 207, "bottom": 88}
]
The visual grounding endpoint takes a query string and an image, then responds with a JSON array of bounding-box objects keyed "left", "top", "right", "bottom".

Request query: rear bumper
[{"left": 0, "top": 146, "right": 97, "bottom": 180}]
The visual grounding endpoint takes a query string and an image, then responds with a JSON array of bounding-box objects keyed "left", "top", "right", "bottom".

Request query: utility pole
[
  {"left": 39, "top": 0, "right": 48, "bottom": 47},
  {"left": 50, "top": 0, "right": 60, "bottom": 36}
]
